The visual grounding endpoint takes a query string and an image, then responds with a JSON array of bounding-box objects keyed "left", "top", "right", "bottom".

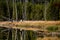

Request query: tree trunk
[
  {"left": 22, "top": 0, "right": 28, "bottom": 20},
  {"left": 44, "top": 1, "right": 49, "bottom": 21},
  {"left": 15, "top": 0, "right": 18, "bottom": 21},
  {"left": 6, "top": 0, "right": 10, "bottom": 21}
]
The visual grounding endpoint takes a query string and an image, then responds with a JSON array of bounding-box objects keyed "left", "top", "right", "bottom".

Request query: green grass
[{"left": 46, "top": 26, "right": 59, "bottom": 32}]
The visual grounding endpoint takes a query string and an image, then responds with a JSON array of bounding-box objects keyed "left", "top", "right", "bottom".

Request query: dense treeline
[{"left": 0, "top": 0, "right": 60, "bottom": 21}]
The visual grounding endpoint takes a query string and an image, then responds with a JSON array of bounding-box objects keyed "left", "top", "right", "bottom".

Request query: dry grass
[
  {"left": 37, "top": 37, "right": 60, "bottom": 40},
  {"left": 0, "top": 21, "right": 60, "bottom": 27},
  {"left": 0, "top": 21, "right": 60, "bottom": 40},
  {"left": 0, "top": 21, "right": 60, "bottom": 30}
]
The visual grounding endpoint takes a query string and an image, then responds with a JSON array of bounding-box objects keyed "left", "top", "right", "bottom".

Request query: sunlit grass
[
  {"left": 37, "top": 37, "right": 60, "bottom": 40},
  {"left": 0, "top": 21, "right": 60, "bottom": 31}
]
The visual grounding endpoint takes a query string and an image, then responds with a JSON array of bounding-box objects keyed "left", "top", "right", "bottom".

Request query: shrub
[{"left": 46, "top": 26, "right": 58, "bottom": 32}]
